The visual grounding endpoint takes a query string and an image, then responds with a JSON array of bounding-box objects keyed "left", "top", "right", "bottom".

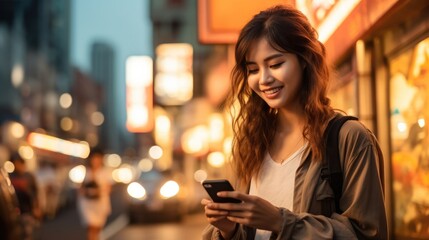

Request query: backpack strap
[{"left": 322, "top": 114, "right": 358, "bottom": 214}]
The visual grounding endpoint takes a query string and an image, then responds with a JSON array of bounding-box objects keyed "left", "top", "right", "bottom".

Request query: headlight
[
  {"left": 160, "top": 180, "right": 179, "bottom": 199},
  {"left": 127, "top": 182, "right": 146, "bottom": 200}
]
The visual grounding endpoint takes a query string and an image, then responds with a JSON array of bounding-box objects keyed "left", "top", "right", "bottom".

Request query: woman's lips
[{"left": 262, "top": 86, "right": 283, "bottom": 98}]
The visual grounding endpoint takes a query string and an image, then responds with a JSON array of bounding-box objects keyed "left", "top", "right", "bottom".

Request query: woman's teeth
[{"left": 264, "top": 87, "right": 281, "bottom": 94}]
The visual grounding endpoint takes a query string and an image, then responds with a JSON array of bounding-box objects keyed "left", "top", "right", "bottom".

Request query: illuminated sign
[
  {"left": 28, "top": 132, "right": 90, "bottom": 158},
  {"left": 125, "top": 56, "right": 154, "bottom": 132},
  {"left": 296, "top": 0, "right": 361, "bottom": 43},
  {"left": 155, "top": 43, "right": 193, "bottom": 106},
  {"left": 197, "top": 0, "right": 289, "bottom": 44}
]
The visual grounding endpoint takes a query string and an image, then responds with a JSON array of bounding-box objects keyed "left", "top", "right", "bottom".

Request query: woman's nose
[{"left": 259, "top": 70, "right": 274, "bottom": 85}]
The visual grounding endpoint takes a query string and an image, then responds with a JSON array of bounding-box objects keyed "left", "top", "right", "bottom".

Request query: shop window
[
  {"left": 390, "top": 37, "right": 429, "bottom": 239},
  {"left": 329, "top": 57, "right": 358, "bottom": 116}
]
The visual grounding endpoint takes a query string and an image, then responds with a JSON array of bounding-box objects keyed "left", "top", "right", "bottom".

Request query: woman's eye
[
  {"left": 248, "top": 69, "right": 258, "bottom": 74},
  {"left": 270, "top": 62, "right": 284, "bottom": 69}
]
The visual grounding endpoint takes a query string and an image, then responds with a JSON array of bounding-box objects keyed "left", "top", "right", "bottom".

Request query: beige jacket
[{"left": 202, "top": 120, "right": 388, "bottom": 240}]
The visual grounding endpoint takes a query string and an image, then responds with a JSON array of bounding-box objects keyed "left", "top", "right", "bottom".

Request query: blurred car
[
  {"left": 126, "top": 169, "right": 187, "bottom": 223},
  {"left": 0, "top": 168, "right": 22, "bottom": 240}
]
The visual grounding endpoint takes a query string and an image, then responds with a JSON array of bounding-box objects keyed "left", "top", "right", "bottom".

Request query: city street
[
  {"left": 109, "top": 213, "right": 207, "bottom": 240},
  {"left": 38, "top": 184, "right": 208, "bottom": 240}
]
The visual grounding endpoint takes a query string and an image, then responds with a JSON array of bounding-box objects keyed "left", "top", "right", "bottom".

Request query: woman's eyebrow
[{"left": 245, "top": 53, "right": 284, "bottom": 66}]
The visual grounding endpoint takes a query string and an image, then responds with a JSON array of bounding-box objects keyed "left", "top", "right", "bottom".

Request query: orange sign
[{"left": 198, "top": 0, "right": 292, "bottom": 44}]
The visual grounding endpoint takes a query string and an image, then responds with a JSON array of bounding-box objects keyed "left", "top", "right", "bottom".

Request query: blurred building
[
  {"left": 70, "top": 68, "right": 103, "bottom": 147},
  {"left": 90, "top": 42, "right": 118, "bottom": 152},
  {"left": 0, "top": 23, "right": 17, "bottom": 124},
  {"left": 0, "top": 0, "right": 104, "bottom": 162},
  {"left": 0, "top": 0, "right": 71, "bottom": 133}
]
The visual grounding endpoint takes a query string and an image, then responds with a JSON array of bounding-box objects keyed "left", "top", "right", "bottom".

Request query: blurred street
[
  {"left": 38, "top": 184, "right": 207, "bottom": 240},
  {"left": 38, "top": 184, "right": 126, "bottom": 240}
]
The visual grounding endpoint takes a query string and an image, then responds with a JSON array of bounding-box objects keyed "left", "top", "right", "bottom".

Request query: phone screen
[{"left": 202, "top": 179, "right": 241, "bottom": 203}]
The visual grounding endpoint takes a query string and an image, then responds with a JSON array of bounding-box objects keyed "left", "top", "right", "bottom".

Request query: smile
[{"left": 262, "top": 87, "right": 282, "bottom": 95}]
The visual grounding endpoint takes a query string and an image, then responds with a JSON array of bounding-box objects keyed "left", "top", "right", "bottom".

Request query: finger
[
  {"left": 217, "top": 191, "right": 255, "bottom": 202},
  {"left": 206, "top": 202, "right": 228, "bottom": 210},
  {"left": 207, "top": 202, "right": 233, "bottom": 210},
  {"left": 206, "top": 211, "right": 229, "bottom": 218},
  {"left": 226, "top": 215, "right": 248, "bottom": 225},
  {"left": 207, "top": 202, "right": 247, "bottom": 213},
  {"left": 205, "top": 206, "right": 229, "bottom": 217},
  {"left": 226, "top": 209, "right": 251, "bottom": 219},
  {"left": 201, "top": 198, "right": 212, "bottom": 205}
]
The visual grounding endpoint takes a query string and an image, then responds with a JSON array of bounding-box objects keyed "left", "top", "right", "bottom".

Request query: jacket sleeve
[
  {"left": 339, "top": 123, "right": 388, "bottom": 239},
  {"left": 273, "top": 122, "right": 388, "bottom": 239},
  {"left": 272, "top": 208, "right": 356, "bottom": 239}
]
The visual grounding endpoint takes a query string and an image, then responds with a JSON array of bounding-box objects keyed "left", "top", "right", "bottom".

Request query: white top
[
  {"left": 250, "top": 144, "right": 306, "bottom": 240},
  {"left": 77, "top": 167, "right": 112, "bottom": 227}
]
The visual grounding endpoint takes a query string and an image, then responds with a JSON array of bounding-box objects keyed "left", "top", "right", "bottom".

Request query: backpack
[{"left": 321, "top": 114, "right": 358, "bottom": 215}]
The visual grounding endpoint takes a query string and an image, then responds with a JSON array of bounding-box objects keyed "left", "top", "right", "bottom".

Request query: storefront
[
  {"left": 384, "top": 20, "right": 429, "bottom": 240},
  {"left": 389, "top": 36, "right": 429, "bottom": 240},
  {"left": 329, "top": 1, "right": 429, "bottom": 239}
]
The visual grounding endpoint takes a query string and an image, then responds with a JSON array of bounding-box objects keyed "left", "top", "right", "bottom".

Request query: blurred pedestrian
[
  {"left": 201, "top": 4, "right": 387, "bottom": 240},
  {"left": 9, "top": 153, "right": 42, "bottom": 240},
  {"left": 77, "top": 148, "right": 112, "bottom": 240},
  {"left": 35, "top": 160, "right": 60, "bottom": 219}
]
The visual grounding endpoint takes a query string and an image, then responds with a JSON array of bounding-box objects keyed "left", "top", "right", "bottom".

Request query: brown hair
[{"left": 227, "top": 5, "right": 334, "bottom": 186}]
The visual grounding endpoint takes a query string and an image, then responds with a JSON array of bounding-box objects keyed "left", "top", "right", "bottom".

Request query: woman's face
[{"left": 246, "top": 37, "right": 304, "bottom": 110}]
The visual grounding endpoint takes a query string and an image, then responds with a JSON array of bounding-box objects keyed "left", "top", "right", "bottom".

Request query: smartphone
[{"left": 202, "top": 179, "right": 241, "bottom": 203}]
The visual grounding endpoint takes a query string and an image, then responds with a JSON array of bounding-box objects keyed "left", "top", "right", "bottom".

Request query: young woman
[{"left": 201, "top": 5, "right": 388, "bottom": 240}]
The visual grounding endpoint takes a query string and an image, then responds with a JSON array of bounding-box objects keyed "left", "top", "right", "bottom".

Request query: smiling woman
[
  {"left": 246, "top": 41, "right": 304, "bottom": 110},
  {"left": 201, "top": 4, "right": 388, "bottom": 240}
]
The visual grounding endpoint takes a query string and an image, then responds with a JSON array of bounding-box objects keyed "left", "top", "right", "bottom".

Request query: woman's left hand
[{"left": 212, "top": 191, "right": 284, "bottom": 233}]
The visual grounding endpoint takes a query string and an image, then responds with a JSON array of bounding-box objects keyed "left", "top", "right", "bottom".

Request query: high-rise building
[
  {"left": 0, "top": 0, "right": 72, "bottom": 133},
  {"left": 90, "top": 41, "right": 118, "bottom": 152}
]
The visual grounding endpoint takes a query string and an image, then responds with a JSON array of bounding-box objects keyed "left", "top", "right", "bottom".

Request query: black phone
[{"left": 202, "top": 179, "right": 241, "bottom": 203}]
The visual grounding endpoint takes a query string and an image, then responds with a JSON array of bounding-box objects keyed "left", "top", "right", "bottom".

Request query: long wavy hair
[{"left": 227, "top": 5, "right": 335, "bottom": 186}]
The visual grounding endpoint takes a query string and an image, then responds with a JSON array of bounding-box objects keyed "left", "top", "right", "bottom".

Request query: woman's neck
[{"left": 276, "top": 107, "right": 305, "bottom": 133}]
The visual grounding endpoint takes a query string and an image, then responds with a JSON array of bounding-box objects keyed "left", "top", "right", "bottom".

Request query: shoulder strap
[{"left": 323, "top": 114, "right": 358, "bottom": 214}]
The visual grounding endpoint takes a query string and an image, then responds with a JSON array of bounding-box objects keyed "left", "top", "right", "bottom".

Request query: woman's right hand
[{"left": 201, "top": 198, "right": 237, "bottom": 239}]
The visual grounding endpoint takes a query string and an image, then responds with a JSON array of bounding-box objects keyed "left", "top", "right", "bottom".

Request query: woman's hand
[
  {"left": 207, "top": 191, "right": 284, "bottom": 234},
  {"left": 201, "top": 198, "right": 238, "bottom": 239}
]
